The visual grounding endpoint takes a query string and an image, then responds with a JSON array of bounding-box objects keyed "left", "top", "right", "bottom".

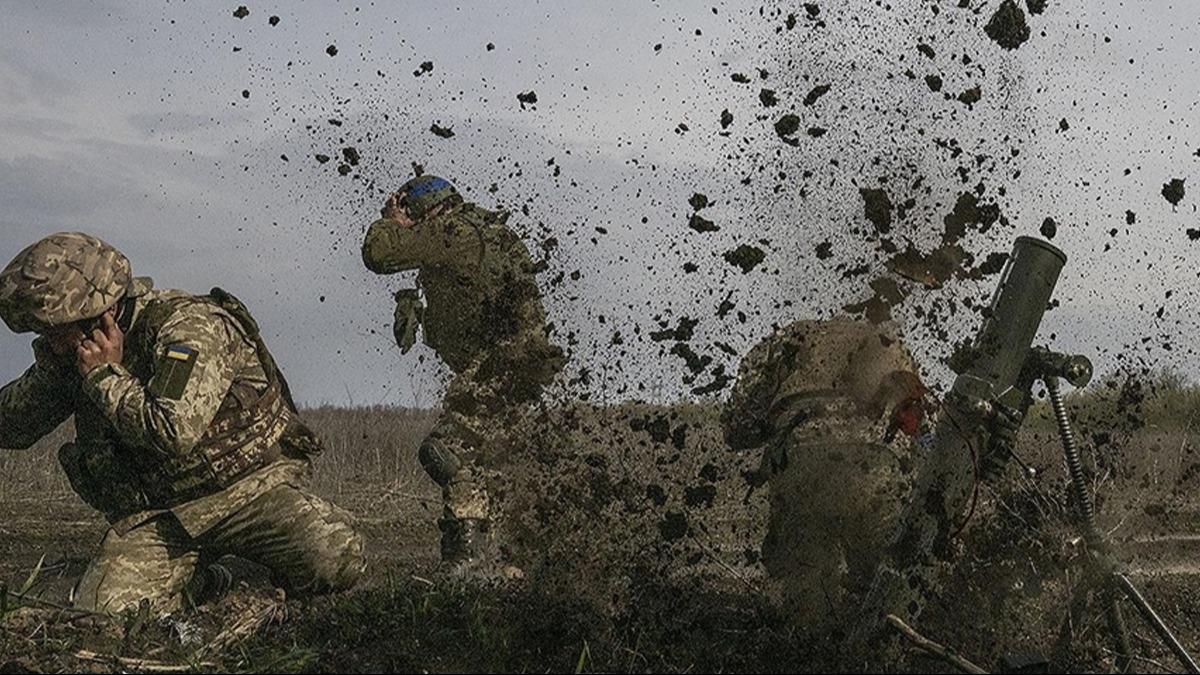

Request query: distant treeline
[{"left": 1027, "top": 368, "right": 1200, "bottom": 433}]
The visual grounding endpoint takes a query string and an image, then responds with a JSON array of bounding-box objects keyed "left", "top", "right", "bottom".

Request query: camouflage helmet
[
  {"left": 397, "top": 175, "right": 460, "bottom": 220},
  {"left": 0, "top": 232, "right": 132, "bottom": 333}
]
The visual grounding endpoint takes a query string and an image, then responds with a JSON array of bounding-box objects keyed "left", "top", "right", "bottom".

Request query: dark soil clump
[{"left": 985, "top": 0, "right": 1031, "bottom": 50}]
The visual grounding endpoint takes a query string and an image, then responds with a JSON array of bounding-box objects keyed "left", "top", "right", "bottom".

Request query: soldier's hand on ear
[
  {"left": 381, "top": 193, "right": 399, "bottom": 219},
  {"left": 381, "top": 193, "right": 417, "bottom": 228},
  {"left": 77, "top": 313, "right": 124, "bottom": 375}
]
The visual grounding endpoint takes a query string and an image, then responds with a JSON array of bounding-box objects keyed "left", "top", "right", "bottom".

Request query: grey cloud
[
  {"left": 0, "top": 154, "right": 126, "bottom": 222},
  {"left": 0, "top": 47, "right": 76, "bottom": 108},
  {"left": 125, "top": 110, "right": 255, "bottom": 140},
  {"left": 3, "top": 0, "right": 1199, "bottom": 406},
  {"left": 0, "top": 114, "right": 80, "bottom": 144},
  {"left": 4, "top": 1, "right": 128, "bottom": 29}
]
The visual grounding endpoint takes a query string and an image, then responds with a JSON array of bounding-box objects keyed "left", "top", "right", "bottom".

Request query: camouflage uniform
[
  {"left": 363, "top": 176, "right": 564, "bottom": 561},
  {"left": 722, "top": 318, "right": 927, "bottom": 631},
  {"left": 0, "top": 233, "right": 365, "bottom": 615}
]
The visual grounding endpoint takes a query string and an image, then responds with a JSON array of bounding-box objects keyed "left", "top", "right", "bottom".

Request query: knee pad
[
  {"left": 419, "top": 436, "right": 464, "bottom": 486},
  {"left": 318, "top": 525, "right": 366, "bottom": 592}
]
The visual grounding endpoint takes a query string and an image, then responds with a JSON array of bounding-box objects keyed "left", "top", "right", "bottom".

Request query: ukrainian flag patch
[
  {"left": 150, "top": 344, "right": 199, "bottom": 400},
  {"left": 166, "top": 345, "right": 194, "bottom": 361}
]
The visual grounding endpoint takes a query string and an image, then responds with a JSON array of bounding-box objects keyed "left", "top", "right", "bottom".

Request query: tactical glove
[{"left": 392, "top": 289, "right": 424, "bottom": 354}]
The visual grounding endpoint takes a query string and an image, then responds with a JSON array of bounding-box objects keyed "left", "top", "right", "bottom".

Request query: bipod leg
[
  {"left": 1046, "top": 376, "right": 1133, "bottom": 671},
  {"left": 1052, "top": 572, "right": 1097, "bottom": 666},
  {"left": 1101, "top": 580, "right": 1133, "bottom": 673},
  {"left": 1047, "top": 375, "right": 1199, "bottom": 674},
  {"left": 1052, "top": 563, "right": 1130, "bottom": 672},
  {"left": 1113, "top": 573, "right": 1200, "bottom": 674}
]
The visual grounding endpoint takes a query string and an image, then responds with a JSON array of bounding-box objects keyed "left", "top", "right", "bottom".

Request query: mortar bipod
[{"left": 1033, "top": 347, "right": 1200, "bottom": 675}]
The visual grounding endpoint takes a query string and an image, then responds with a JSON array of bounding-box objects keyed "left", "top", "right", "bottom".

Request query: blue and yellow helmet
[{"left": 397, "top": 175, "right": 460, "bottom": 220}]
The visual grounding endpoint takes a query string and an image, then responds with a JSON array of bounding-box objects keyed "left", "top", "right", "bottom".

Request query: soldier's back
[
  {"left": 724, "top": 317, "right": 926, "bottom": 633},
  {"left": 418, "top": 203, "right": 549, "bottom": 372}
]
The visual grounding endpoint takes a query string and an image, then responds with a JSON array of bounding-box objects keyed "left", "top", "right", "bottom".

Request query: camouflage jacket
[
  {"left": 722, "top": 318, "right": 924, "bottom": 457},
  {"left": 0, "top": 279, "right": 305, "bottom": 535},
  {"left": 363, "top": 202, "right": 564, "bottom": 383}
]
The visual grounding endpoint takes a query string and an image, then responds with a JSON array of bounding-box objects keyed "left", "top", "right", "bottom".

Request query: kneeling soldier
[{"left": 0, "top": 232, "right": 365, "bottom": 614}]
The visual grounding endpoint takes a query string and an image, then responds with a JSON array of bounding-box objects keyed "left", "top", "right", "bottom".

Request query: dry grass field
[{"left": 2, "top": 380, "right": 1200, "bottom": 672}]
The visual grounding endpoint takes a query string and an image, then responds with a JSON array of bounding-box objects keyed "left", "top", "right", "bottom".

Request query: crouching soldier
[
  {"left": 721, "top": 317, "right": 929, "bottom": 632},
  {"left": 363, "top": 174, "right": 564, "bottom": 571},
  {"left": 0, "top": 232, "right": 365, "bottom": 615}
]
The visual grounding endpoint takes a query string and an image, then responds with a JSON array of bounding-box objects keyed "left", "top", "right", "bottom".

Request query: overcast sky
[{"left": 2, "top": 0, "right": 1199, "bottom": 407}]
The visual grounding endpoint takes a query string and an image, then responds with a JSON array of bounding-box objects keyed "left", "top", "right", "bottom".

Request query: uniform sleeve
[
  {"left": 81, "top": 305, "right": 244, "bottom": 458},
  {"left": 721, "top": 330, "right": 797, "bottom": 450},
  {"left": 362, "top": 217, "right": 475, "bottom": 274},
  {"left": 0, "top": 343, "right": 74, "bottom": 449}
]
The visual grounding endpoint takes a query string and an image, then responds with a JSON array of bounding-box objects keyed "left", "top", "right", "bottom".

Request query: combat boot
[
  {"left": 188, "top": 562, "right": 234, "bottom": 607},
  {"left": 438, "top": 517, "right": 524, "bottom": 582},
  {"left": 439, "top": 516, "right": 492, "bottom": 565}
]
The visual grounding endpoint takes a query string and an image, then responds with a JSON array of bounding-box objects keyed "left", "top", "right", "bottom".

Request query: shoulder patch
[{"left": 150, "top": 344, "right": 199, "bottom": 400}]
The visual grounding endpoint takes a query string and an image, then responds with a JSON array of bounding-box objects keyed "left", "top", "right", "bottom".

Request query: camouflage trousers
[
  {"left": 759, "top": 422, "right": 915, "bottom": 632},
  {"left": 419, "top": 362, "right": 544, "bottom": 523},
  {"left": 73, "top": 483, "right": 365, "bottom": 615}
]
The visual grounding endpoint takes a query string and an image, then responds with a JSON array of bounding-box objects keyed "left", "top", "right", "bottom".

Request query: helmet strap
[{"left": 116, "top": 294, "right": 137, "bottom": 333}]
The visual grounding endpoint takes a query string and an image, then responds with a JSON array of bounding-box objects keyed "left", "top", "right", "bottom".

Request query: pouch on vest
[
  {"left": 207, "top": 287, "right": 325, "bottom": 460},
  {"left": 58, "top": 441, "right": 148, "bottom": 521}
]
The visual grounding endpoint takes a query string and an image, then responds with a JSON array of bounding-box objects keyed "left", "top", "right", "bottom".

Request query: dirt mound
[{"left": 497, "top": 401, "right": 766, "bottom": 614}]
